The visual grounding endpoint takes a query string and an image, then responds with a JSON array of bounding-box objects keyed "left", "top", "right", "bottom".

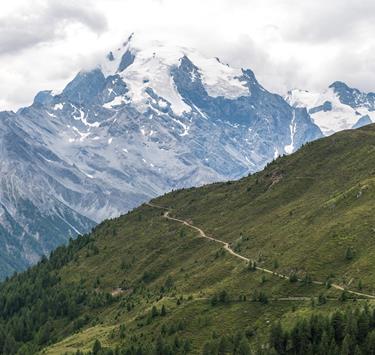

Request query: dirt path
[{"left": 147, "top": 203, "right": 375, "bottom": 300}]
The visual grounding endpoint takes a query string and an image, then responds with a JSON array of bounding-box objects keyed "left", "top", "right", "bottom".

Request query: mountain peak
[
  {"left": 328, "top": 80, "right": 350, "bottom": 91},
  {"left": 96, "top": 34, "right": 252, "bottom": 115}
]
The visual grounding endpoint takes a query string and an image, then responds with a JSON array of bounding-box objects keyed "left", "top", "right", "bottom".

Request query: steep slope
[
  {"left": 0, "top": 111, "right": 95, "bottom": 278},
  {"left": 287, "top": 81, "right": 375, "bottom": 135},
  {"left": 0, "top": 34, "right": 322, "bottom": 277},
  {"left": 158, "top": 126, "right": 375, "bottom": 289},
  {"left": 0, "top": 124, "right": 374, "bottom": 354}
]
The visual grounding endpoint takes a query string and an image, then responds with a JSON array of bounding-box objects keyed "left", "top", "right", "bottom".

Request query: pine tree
[
  {"left": 357, "top": 311, "right": 370, "bottom": 343},
  {"left": 366, "top": 330, "right": 375, "bottom": 354},
  {"left": 341, "top": 334, "right": 353, "bottom": 355},
  {"left": 151, "top": 305, "right": 159, "bottom": 318},
  {"left": 340, "top": 290, "right": 349, "bottom": 302},
  {"left": 173, "top": 335, "right": 180, "bottom": 350},
  {"left": 289, "top": 273, "right": 298, "bottom": 283},
  {"left": 332, "top": 311, "right": 345, "bottom": 343},
  {"left": 161, "top": 305, "right": 167, "bottom": 316},
  {"left": 270, "top": 322, "right": 287, "bottom": 354},
  {"left": 354, "top": 345, "right": 363, "bottom": 355},
  {"left": 318, "top": 331, "right": 331, "bottom": 354},
  {"left": 155, "top": 336, "right": 165, "bottom": 355},
  {"left": 183, "top": 339, "right": 191, "bottom": 353},
  {"left": 318, "top": 293, "right": 327, "bottom": 305},
  {"left": 202, "top": 341, "right": 213, "bottom": 355},
  {"left": 210, "top": 294, "right": 218, "bottom": 306},
  {"left": 92, "top": 339, "right": 102, "bottom": 355},
  {"left": 328, "top": 339, "right": 339, "bottom": 355},
  {"left": 345, "top": 247, "right": 354, "bottom": 260},
  {"left": 237, "top": 336, "right": 252, "bottom": 355},
  {"left": 218, "top": 336, "right": 231, "bottom": 355},
  {"left": 219, "top": 290, "right": 229, "bottom": 303}
]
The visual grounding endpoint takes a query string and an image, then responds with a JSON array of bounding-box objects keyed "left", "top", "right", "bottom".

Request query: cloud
[
  {"left": 0, "top": 0, "right": 375, "bottom": 110},
  {"left": 282, "top": 0, "right": 375, "bottom": 43},
  {"left": 0, "top": 0, "right": 107, "bottom": 55}
]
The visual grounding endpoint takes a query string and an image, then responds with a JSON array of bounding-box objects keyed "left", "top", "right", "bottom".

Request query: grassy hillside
[
  {"left": 1, "top": 125, "right": 375, "bottom": 354},
  {"left": 158, "top": 125, "right": 375, "bottom": 292}
]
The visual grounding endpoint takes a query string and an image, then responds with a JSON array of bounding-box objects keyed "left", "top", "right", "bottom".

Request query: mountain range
[
  {"left": 287, "top": 81, "right": 375, "bottom": 135},
  {"left": 0, "top": 34, "right": 373, "bottom": 278},
  {"left": 1, "top": 122, "right": 375, "bottom": 354}
]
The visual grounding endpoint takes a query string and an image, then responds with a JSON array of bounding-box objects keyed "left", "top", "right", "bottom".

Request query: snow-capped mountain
[
  {"left": 0, "top": 34, "right": 322, "bottom": 277},
  {"left": 287, "top": 82, "right": 375, "bottom": 136}
]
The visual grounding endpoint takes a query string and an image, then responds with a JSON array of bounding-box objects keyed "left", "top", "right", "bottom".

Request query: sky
[{"left": 0, "top": 0, "right": 374, "bottom": 111}]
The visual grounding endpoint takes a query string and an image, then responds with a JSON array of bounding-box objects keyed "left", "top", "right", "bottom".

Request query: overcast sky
[{"left": 0, "top": 0, "right": 374, "bottom": 110}]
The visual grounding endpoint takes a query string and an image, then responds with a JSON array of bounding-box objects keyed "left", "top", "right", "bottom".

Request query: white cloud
[{"left": 0, "top": 0, "right": 374, "bottom": 110}]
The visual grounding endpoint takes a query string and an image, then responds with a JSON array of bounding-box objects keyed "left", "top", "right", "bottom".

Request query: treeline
[
  {"left": 69, "top": 331, "right": 254, "bottom": 355},
  {"left": 269, "top": 306, "right": 375, "bottom": 354},
  {"left": 0, "top": 232, "right": 114, "bottom": 354},
  {"left": 76, "top": 335, "right": 192, "bottom": 355}
]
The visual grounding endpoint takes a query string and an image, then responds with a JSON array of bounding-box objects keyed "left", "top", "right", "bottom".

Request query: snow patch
[
  {"left": 53, "top": 103, "right": 63, "bottom": 110},
  {"left": 188, "top": 52, "right": 250, "bottom": 99},
  {"left": 73, "top": 108, "right": 100, "bottom": 128},
  {"left": 287, "top": 88, "right": 375, "bottom": 135},
  {"left": 103, "top": 95, "right": 127, "bottom": 109},
  {"left": 284, "top": 111, "right": 296, "bottom": 154}
]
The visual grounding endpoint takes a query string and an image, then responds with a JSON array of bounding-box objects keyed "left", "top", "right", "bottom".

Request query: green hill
[{"left": 1, "top": 125, "right": 375, "bottom": 354}]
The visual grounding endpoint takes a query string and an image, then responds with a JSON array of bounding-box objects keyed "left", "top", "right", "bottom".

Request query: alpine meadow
[{"left": 0, "top": 1, "right": 375, "bottom": 354}]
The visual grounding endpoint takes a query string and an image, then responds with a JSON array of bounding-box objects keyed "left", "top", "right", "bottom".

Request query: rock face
[
  {"left": 0, "top": 35, "right": 322, "bottom": 277},
  {"left": 287, "top": 82, "right": 375, "bottom": 136}
]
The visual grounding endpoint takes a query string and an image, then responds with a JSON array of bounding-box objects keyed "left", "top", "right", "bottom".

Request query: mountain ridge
[
  {"left": 0, "top": 123, "right": 375, "bottom": 353},
  {"left": 287, "top": 81, "right": 375, "bottom": 135},
  {"left": 0, "top": 34, "right": 322, "bottom": 277}
]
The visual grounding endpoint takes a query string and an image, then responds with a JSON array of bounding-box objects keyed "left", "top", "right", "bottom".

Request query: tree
[
  {"left": 340, "top": 290, "right": 349, "bottom": 302},
  {"left": 161, "top": 305, "right": 167, "bottom": 316},
  {"left": 219, "top": 290, "right": 229, "bottom": 304},
  {"left": 258, "top": 292, "right": 268, "bottom": 305},
  {"left": 237, "top": 337, "right": 252, "bottom": 355},
  {"left": 354, "top": 345, "right": 363, "bottom": 355},
  {"left": 318, "top": 331, "right": 330, "bottom": 354},
  {"left": 357, "top": 311, "right": 370, "bottom": 343},
  {"left": 155, "top": 336, "right": 165, "bottom": 355},
  {"left": 341, "top": 334, "right": 353, "bottom": 355},
  {"left": 270, "top": 322, "right": 287, "bottom": 354},
  {"left": 318, "top": 293, "right": 327, "bottom": 305},
  {"left": 332, "top": 312, "right": 345, "bottom": 343},
  {"left": 183, "top": 339, "right": 191, "bottom": 353},
  {"left": 165, "top": 276, "right": 174, "bottom": 289},
  {"left": 37, "top": 321, "right": 52, "bottom": 345},
  {"left": 218, "top": 336, "right": 231, "bottom": 355},
  {"left": 92, "top": 339, "right": 102, "bottom": 355},
  {"left": 151, "top": 305, "right": 159, "bottom": 318},
  {"left": 2, "top": 336, "right": 17, "bottom": 355},
  {"left": 202, "top": 341, "right": 214, "bottom": 355},
  {"left": 210, "top": 294, "right": 218, "bottom": 306},
  {"left": 345, "top": 247, "right": 354, "bottom": 260},
  {"left": 119, "top": 324, "right": 126, "bottom": 339},
  {"left": 173, "top": 335, "right": 180, "bottom": 350},
  {"left": 366, "top": 330, "right": 375, "bottom": 354}
]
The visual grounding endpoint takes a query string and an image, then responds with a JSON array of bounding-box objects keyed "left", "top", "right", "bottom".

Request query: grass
[{"left": 4, "top": 125, "right": 375, "bottom": 353}]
